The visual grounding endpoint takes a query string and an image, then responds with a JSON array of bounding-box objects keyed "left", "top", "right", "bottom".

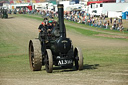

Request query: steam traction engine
[
  {"left": 29, "top": 4, "right": 83, "bottom": 73},
  {"left": 1, "top": 9, "right": 8, "bottom": 19}
]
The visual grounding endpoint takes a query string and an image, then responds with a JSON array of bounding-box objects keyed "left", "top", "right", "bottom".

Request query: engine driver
[
  {"left": 47, "top": 20, "right": 53, "bottom": 35},
  {"left": 38, "top": 21, "right": 47, "bottom": 55}
]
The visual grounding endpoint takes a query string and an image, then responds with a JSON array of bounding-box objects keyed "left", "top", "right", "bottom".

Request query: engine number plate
[{"left": 58, "top": 59, "right": 73, "bottom": 65}]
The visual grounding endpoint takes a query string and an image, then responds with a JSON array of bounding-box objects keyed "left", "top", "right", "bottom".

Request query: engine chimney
[{"left": 57, "top": 4, "right": 66, "bottom": 38}]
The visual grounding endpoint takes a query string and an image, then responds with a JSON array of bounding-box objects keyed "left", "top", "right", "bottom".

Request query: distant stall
[{"left": 122, "top": 11, "right": 128, "bottom": 19}]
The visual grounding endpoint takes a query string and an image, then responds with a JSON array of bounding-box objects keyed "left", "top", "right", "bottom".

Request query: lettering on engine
[{"left": 58, "top": 60, "right": 73, "bottom": 65}]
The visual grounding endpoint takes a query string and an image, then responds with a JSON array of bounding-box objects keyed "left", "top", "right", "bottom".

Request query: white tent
[{"left": 108, "top": 11, "right": 122, "bottom": 18}]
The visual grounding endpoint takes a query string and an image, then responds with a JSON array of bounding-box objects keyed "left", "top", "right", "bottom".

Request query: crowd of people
[
  {"left": 35, "top": 10, "right": 125, "bottom": 32},
  {"left": 8, "top": 8, "right": 126, "bottom": 32},
  {"left": 63, "top": 10, "right": 124, "bottom": 32}
]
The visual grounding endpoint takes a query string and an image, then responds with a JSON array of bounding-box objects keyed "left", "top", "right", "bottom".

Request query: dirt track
[{"left": 0, "top": 15, "right": 128, "bottom": 85}]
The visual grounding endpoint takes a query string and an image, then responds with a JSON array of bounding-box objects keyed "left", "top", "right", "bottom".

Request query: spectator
[
  {"left": 120, "top": 16, "right": 123, "bottom": 24},
  {"left": 118, "top": 17, "right": 121, "bottom": 24},
  {"left": 94, "top": 18, "right": 98, "bottom": 27},
  {"left": 106, "top": 23, "right": 108, "bottom": 29},
  {"left": 117, "top": 24, "right": 120, "bottom": 30},
  {"left": 107, "top": 20, "right": 110, "bottom": 26},
  {"left": 120, "top": 25, "right": 124, "bottom": 32},
  {"left": 92, "top": 18, "right": 95, "bottom": 26},
  {"left": 113, "top": 19, "right": 116, "bottom": 30},
  {"left": 116, "top": 23, "right": 119, "bottom": 30},
  {"left": 111, "top": 25, "right": 114, "bottom": 30},
  {"left": 110, "top": 17, "right": 112, "bottom": 24}
]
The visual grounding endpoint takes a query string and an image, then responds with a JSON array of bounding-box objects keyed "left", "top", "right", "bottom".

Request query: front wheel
[
  {"left": 74, "top": 47, "right": 83, "bottom": 70},
  {"left": 29, "top": 39, "right": 42, "bottom": 71},
  {"left": 45, "top": 49, "right": 53, "bottom": 73}
]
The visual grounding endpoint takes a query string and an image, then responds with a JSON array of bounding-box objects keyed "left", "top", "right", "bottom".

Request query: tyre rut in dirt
[
  {"left": 45, "top": 49, "right": 53, "bottom": 73},
  {"left": 74, "top": 47, "right": 83, "bottom": 70},
  {"left": 29, "top": 39, "right": 42, "bottom": 71}
]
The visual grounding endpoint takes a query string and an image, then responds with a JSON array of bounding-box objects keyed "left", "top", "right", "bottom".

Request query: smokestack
[{"left": 57, "top": 4, "right": 66, "bottom": 38}]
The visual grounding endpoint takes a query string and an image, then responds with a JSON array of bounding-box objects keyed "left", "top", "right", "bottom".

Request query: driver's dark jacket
[
  {"left": 38, "top": 24, "right": 46, "bottom": 32},
  {"left": 38, "top": 24, "right": 47, "bottom": 41}
]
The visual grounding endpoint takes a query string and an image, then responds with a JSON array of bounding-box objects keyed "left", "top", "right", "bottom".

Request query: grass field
[{"left": 0, "top": 14, "right": 128, "bottom": 85}]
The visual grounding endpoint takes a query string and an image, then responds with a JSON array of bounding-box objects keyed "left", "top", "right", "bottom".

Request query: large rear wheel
[
  {"left": 45, "top": 49, "right": 53, "bottom": 73},
  {"left": 74, "top": 47, "right": 83, "bottom": 70},
  {"left": 29, "top": 39, "right": 42, "bottom": 71}
]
